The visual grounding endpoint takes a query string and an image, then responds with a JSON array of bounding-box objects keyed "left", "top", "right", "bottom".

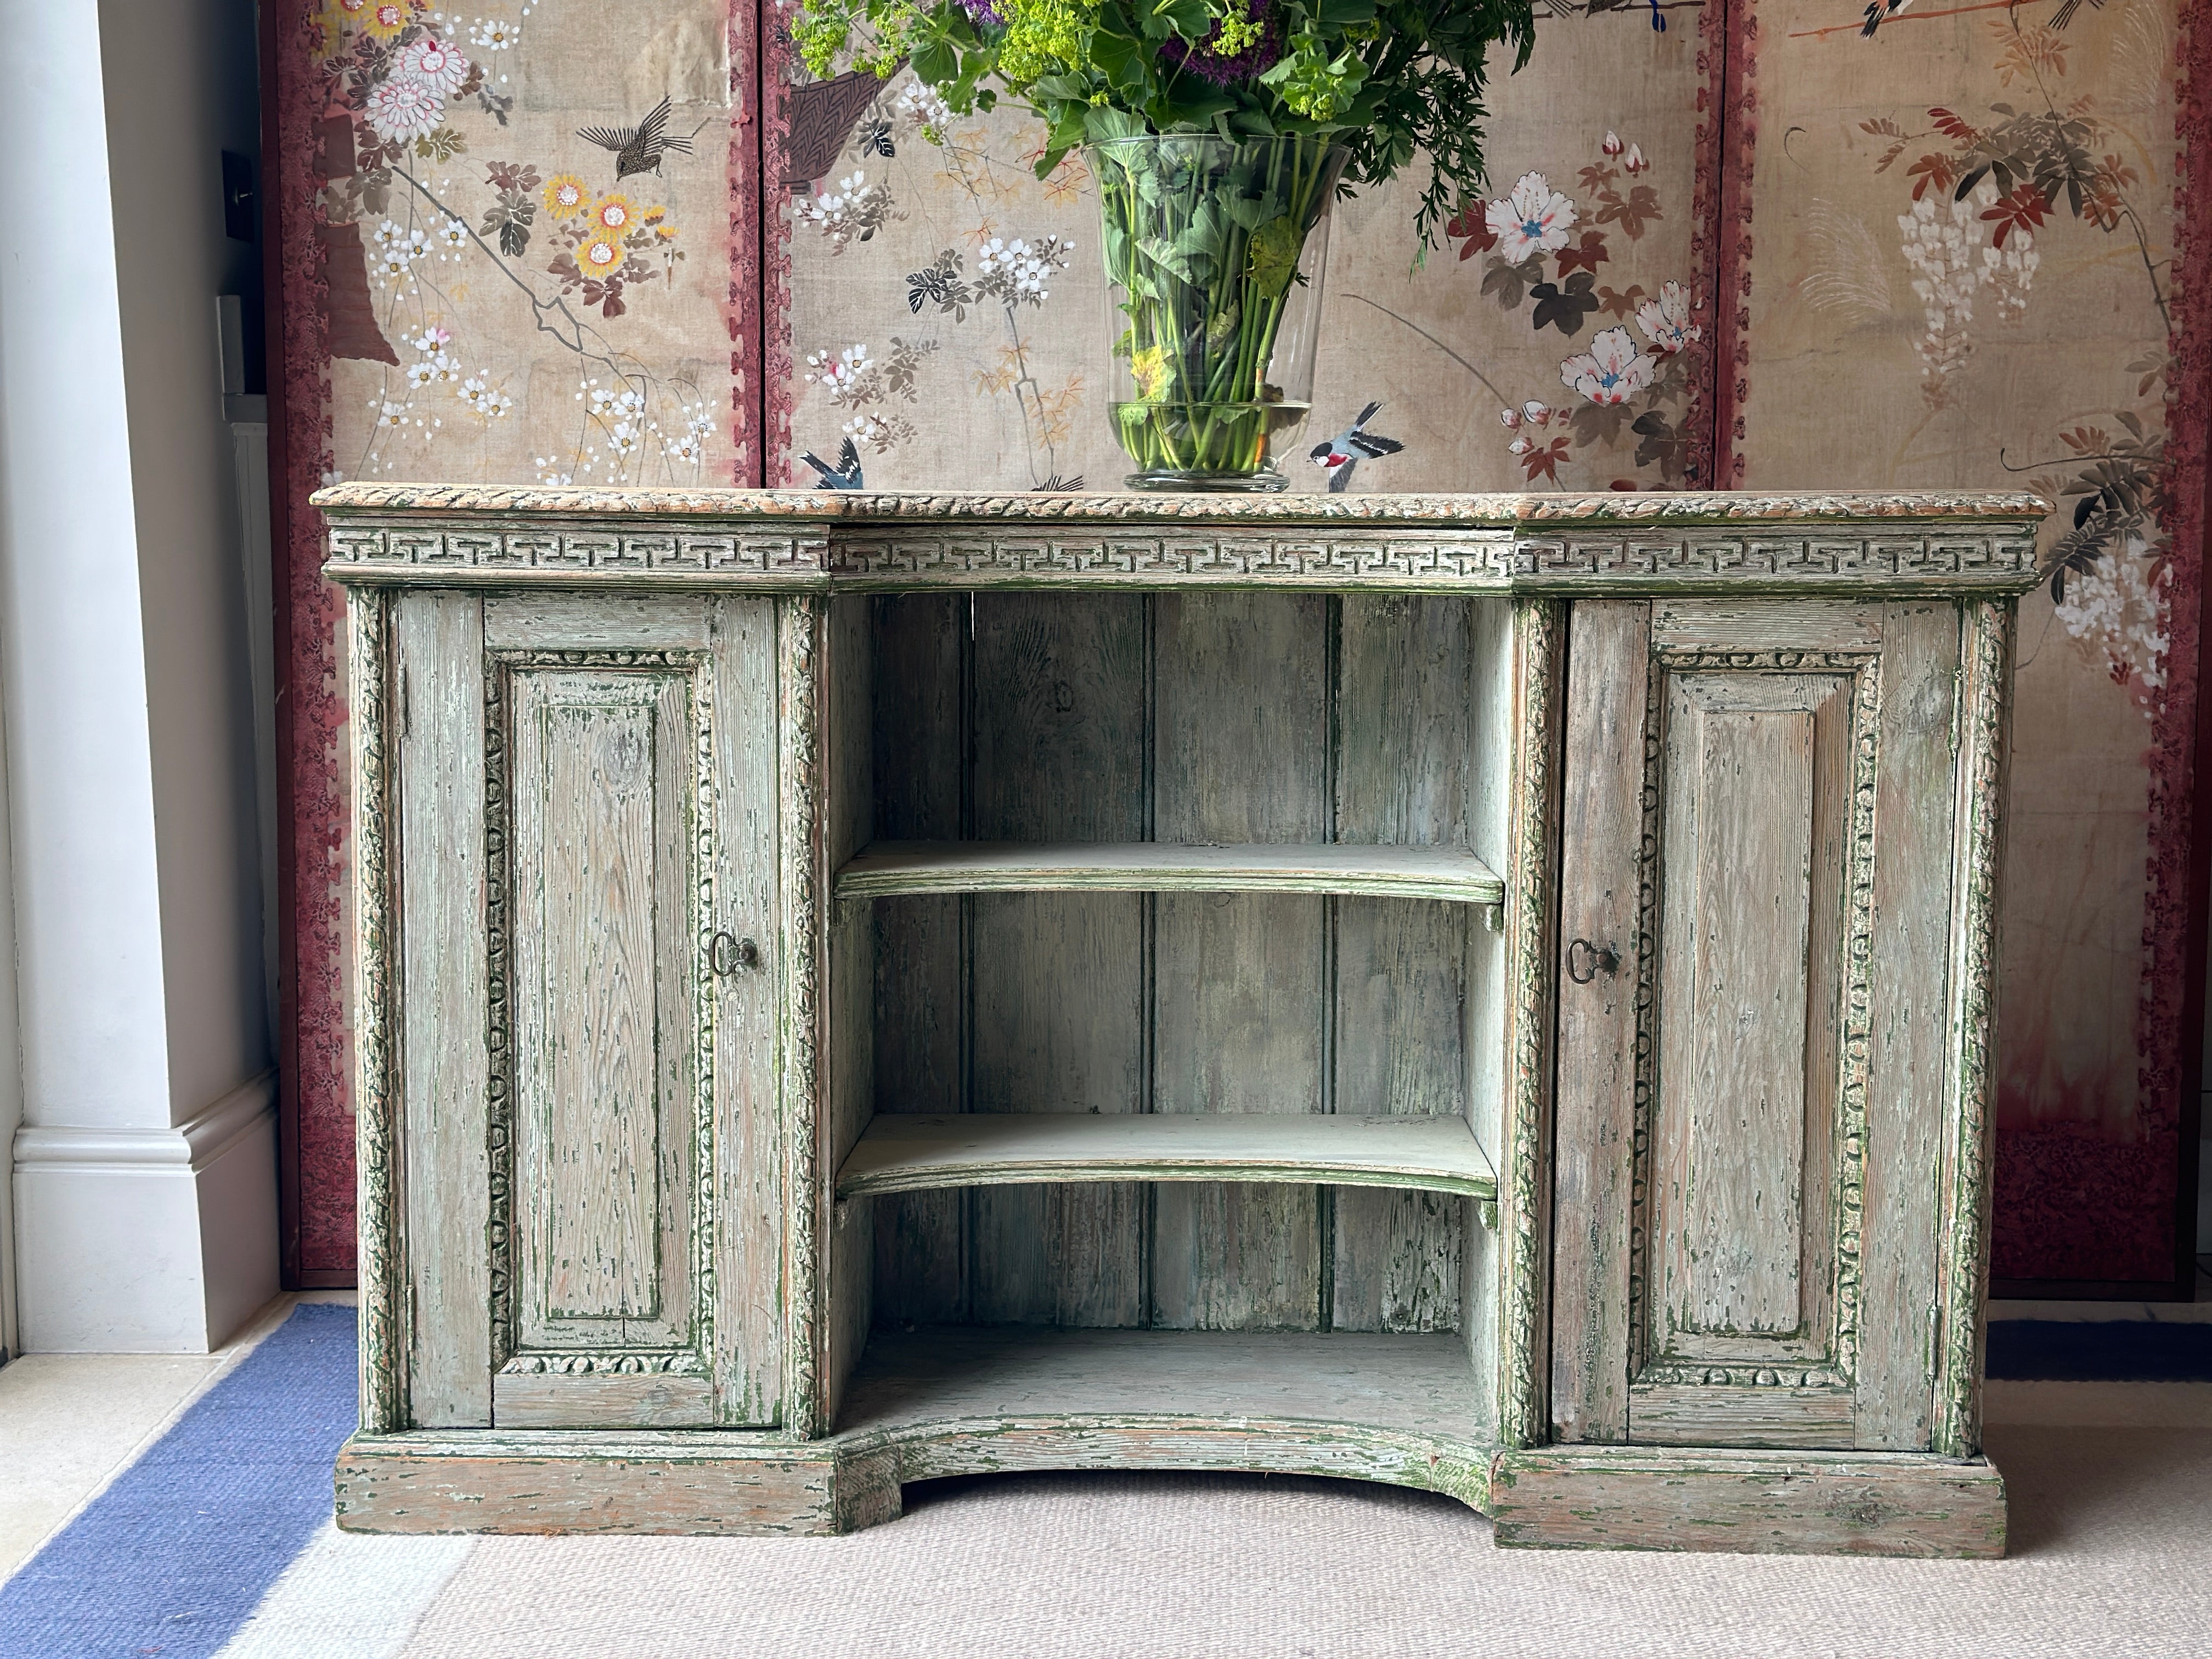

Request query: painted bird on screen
[
  {"left": 800, "top": 438, "right": 865, "bottom": 490},
  {"left": 1859, "top": 0, "right": 1911, "bottom": 36},
  {"left": 577, "top": 96, "right": 706, "bottom": 182},
  {"left": 1310, "top": 402, "right": 1404, "bottom": 493}
]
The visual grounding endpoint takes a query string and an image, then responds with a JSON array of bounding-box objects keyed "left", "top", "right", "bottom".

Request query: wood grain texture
[
  {"left": 1550, "top": 601, "right": 1648, "bottom": 1443},
  {"left": 836, "top": 1113, "right": 1497, "bottom": 1199},
  {"left": 492, "top": 1370, "right": 716, "bottom": 1429},
  {"left": 483, "top": 592, "right": 713, "bottom": 651},
  {"left": 1490, "top": 1444, "right": 2004, "bottom": 1558},
  {"left": 1153, "top": 592, "right": 1327, "bottom": 1331},
  {"left": 395, "top": 591, "right": 492, "bottom": 1427},
  {"left": 968, "top": 592, "right": 1147, "bottom": 1328},
  {"left": 868, "top": 595, "right": 966, "bottom": 1327},
  {"left": 839, "top": 1325, "right": 1483, "bottom": 1439},
  {"left": 1654, "top": 672, "right": 1833, "bottom": 1347},
  {"left": 1459, "top": 598, "right": 1514, "bottom": 1436},
  {"left": 823, "top": 598, "right": 874, "bottom": 1431},
  {"left": 1624, "top": 1383, "right": 1856, "bottom": 1448},
  {"left": 510, "top": 668, "right": 693, "bottom": 1356},
  {"left": 826, "top": 901, "right": 874, "bottom": 1429},
  {"left": 1635, "top": 636, "right": 1870, "bottom": 1446},
  {"left": 1857, "top": 603, "right": 1961, "bottom": 1451},
  {"left": 709, "top": 598, "right": 783, "bottom": 1425},
  {"left": 836, "top": 840, "right": 1503, "bottom": 903},
  {"left": 349, "top": 587, "right": 405, "bottom": 1435},
  {"left": 335, "top": 1431, "right": 843, "bottom": 1536},
  {"left": 1333, "top": 596, "right": 1474, "bottom": 1334},
  {"left": 1651, "top": 597, "right": 1881, "bottom": 654},
  {"left": 837, "top": 1328, "right": 1492, "bottom": 1516}
]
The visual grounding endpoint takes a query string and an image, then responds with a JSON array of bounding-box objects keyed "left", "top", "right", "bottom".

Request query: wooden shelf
[
  {"left": 833, "top": 841, "right": 1504, "bottom": 904},
  {"left": 834, "top": 1111, "right": 1497, "bottom": 1200},
  {"left": 836, "top": 1325, "right": 1485, "bottom": 1443}
]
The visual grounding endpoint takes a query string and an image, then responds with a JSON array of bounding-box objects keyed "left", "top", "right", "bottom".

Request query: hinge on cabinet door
[
  {"left": 1949, "top": 661, "right": 1963, "bottom": 758},
  {"left": 1477, "top": 1198, "right": 1498, "bottom": 1231},
  {"left": 1483, "top": 903, "right": 1503, "bottom": 933}
]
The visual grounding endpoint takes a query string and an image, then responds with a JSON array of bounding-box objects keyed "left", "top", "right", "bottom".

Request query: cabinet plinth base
[
  {"left": 333, "top": 1418, "right": 1493, "bottom": 1538},
  {"left": 334, "top": 1432, "right": 851, "bottom": 1536},
  {"left": 1489, "top": 1444, "right": 2007, "bottom": 1558},
  {"left": 336, "top": 1430, "right": 2006, "bottom": 1556}
]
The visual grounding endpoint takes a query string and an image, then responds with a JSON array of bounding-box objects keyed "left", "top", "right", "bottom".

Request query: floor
[
  {"left": 0, "top": 1292, "right": 352, "bottom": 1582},
  {"left": 2, "top": 1293, "right": 2210, "bottom": 1657}
]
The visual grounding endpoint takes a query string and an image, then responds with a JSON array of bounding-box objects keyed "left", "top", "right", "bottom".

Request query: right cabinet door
[{"left": 1551, "top": 597, "right": 1965, "bottom": 1452}]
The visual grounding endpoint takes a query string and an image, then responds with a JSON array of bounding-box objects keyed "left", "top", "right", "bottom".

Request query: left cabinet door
[{"left": 392, "top": 590, "right": 781, "bottom": 1430}]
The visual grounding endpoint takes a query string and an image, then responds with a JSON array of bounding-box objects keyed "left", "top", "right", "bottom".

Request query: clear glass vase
[{"left": 1091, "top": 134, "right": 1350, "bottom": 492}]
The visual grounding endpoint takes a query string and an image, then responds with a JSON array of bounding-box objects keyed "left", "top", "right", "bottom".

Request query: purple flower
[
  {"left": 956, "top": 0, "right": 1004, "bottom": 24},
  {"left": 1159, "top": 0, "right": 1282, "bottom": 87}
]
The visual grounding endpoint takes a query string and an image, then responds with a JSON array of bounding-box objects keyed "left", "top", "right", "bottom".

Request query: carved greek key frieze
[
  {"left": 823, "top": 532, "right": 1515, "bottom": 584},
  {"left": 324, "top": 509, "right": 2042, "bottom": 595},
  {"left": 328, "top": 525, "right": 828, "bottom": 575}
]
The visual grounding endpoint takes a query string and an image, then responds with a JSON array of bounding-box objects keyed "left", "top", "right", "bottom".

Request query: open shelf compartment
[
  {"left": 836, "top": 1111, "right": 1499, "bottom": 1199},
  {"left": 837, "top": 1325, "right": 1485, "bottom": 1443},
  {"left": 820, "top": 588, "right": 1518, "bottom": 1453}
]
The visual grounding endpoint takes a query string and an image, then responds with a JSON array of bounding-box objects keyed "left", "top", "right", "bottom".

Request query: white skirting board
[{"left": 12, "top": 1071, "right": 279, "bottom": 1351}]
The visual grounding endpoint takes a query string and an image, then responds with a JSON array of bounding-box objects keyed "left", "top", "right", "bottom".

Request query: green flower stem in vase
[{"left": 1094, "top": 134, "right": 1347, "bottom": 490}]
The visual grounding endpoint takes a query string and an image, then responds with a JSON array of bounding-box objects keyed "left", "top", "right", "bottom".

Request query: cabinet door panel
[
  {"left": 482, "top": 595, "right": 780, "bottom": 1429},
  {"left": 512, "top": 669, "right": 695, "bottom": 1352},
  {"left": 1552, "top": 599, "right": 1960, "bottom": 1453}
]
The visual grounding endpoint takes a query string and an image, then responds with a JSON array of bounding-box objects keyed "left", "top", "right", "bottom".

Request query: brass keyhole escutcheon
[
  {"left": 711, "top": 931, "right": 760, "bottom": 976},
  {"left": 1566, "top": 937, "right": 1620, "bottom": 985}
]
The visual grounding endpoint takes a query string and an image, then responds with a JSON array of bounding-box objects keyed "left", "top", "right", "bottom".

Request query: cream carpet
[{"left": 386, "top": 1425, "right": 2210, "bottom": 1658}]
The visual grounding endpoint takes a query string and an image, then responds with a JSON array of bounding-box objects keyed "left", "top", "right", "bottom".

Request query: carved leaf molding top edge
[{"left": 312, "top": 483, "right": 2050, "bottom": 526}]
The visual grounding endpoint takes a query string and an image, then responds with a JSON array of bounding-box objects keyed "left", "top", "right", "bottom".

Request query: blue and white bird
[
  {"left": 800, "top": 437, "right": 865, "bottom": 490},
  {"left": 1309, "top": 401, "right": 1404, "bottom": 493}
]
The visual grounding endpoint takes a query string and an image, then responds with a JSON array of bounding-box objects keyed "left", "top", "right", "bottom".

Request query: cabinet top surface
[{"left": 317, "top": 484, "right": 2049, "bottom": 596}]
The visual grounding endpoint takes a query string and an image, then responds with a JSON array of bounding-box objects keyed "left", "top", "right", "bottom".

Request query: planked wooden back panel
[{"left": 851, "top": 591, "right": 1511, "bottom": 1341}]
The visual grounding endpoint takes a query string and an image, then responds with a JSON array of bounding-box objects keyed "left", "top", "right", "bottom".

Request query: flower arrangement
[
  {"left": 793, "top": 0, "right": 1537, "bottom": 247},
  {"left": 795, "top": 0, "right": 1537, "bottom": 485}
]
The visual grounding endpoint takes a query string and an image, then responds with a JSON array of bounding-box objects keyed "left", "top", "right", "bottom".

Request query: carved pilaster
[
  {"left": 1937, "top": 599, "right": 2013, "bottom": 1459},
  {"left": 780, "top": 595, "right": 826, "bottom": 1438},
  {"left": 1500, "top": 597, "right": 1564, "bottom": 1449},
  {"left": 349, "top": 586, "right": 406, "bottom": 1435}
]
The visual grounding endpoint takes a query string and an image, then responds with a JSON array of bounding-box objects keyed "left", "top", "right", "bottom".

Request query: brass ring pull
[
  {"left": 710, "top": 931, "right": 760, "bottom": 976},
  {"left": 1566, "top": 937, "right": 1620, "bottom": 985}
]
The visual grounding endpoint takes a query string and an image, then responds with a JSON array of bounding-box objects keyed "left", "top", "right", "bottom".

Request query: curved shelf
[
  {"left": 834, "top": 1111, "right": 1497, "bottom": 1200},
  {"left": 832, "top": 1328, "right": 1491, "bottom": 1512},
  {"left": 834, "top": 840, "right": 1505, "bottom": 904}
]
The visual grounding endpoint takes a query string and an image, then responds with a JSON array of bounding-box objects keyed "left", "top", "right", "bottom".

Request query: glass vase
[{"left": 1090, "top": 133, "right": 1350, "bottom": 492}]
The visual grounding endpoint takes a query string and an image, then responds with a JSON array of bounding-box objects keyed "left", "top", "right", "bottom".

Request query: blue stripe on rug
[{"left": 0, "top": 1302, "right": 358, "bottom": 1659}]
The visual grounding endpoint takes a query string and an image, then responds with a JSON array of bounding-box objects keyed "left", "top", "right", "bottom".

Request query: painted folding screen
[{"left": 270, "top": 0, "right": 2208, "bottom": 1290}]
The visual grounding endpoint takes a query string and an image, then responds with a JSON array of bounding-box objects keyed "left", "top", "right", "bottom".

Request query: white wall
[{"left": 1, "top": 0, "right": 275, "bottom": 1351}]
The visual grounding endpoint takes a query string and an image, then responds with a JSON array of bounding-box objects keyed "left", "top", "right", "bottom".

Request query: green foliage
[{"left": 792, "top": 0, "right": 1538, "bottom": 246}]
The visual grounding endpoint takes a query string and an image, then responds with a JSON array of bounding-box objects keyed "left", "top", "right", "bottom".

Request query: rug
[{"left": 3, "top": 1303, "right": 2210, "bottom": 1658}]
